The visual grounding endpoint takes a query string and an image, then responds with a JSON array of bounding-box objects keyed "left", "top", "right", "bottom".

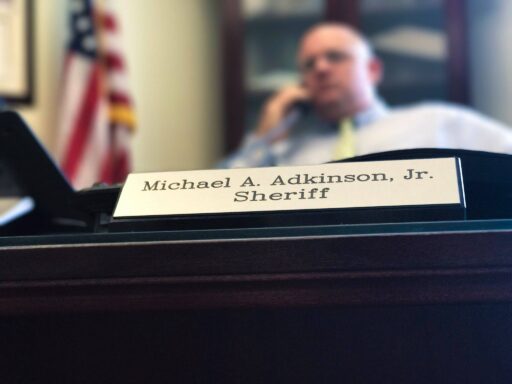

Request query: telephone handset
[
  {"left": 257, "top": 84, "right": 312, "bottom": 143},
  {"left": 292, "top": 99, "right": 312, "bottom": 115},
  {"left": 264, "top": 100, "right": 311, "bottom": 143}
]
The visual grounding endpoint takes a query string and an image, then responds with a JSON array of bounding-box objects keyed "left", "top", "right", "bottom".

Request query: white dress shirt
[{"left": 219, "top": 101, "right": 512, "bottom": 168}]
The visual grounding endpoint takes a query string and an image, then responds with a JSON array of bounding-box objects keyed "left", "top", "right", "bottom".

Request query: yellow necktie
[{"left": 333, "top": 118, "right": 355, "bottom": 160}]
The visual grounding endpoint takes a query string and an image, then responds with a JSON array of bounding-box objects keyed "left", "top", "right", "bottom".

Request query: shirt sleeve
[
  {"left": 434, "top": 103, "right": 512, "bottom": 154},
  {"left": 216, "top": 133, "right": 277, "bottom": 169}
]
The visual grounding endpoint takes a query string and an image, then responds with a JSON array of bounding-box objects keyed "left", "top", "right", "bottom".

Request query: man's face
[{"left": 298, "top": 26, "right": 380, "bottom": 119}]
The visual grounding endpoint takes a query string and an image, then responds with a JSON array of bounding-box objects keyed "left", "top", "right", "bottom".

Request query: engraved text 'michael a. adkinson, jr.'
[{"left": 140, "top": 168, "right": 433, "bottom": 203}]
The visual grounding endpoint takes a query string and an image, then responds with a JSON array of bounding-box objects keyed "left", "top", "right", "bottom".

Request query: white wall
[
  {"left": 15, "top": 1, "right": 222, "bottom": 172},
  {"left": 468, "top": 0, "right": 512, "bottom": 125},
  {"left": 117, "top": 0, "right": 222, "bottom": 172},
  {"left": 16, "top": 0, "right": 67, "bottom": 151}
]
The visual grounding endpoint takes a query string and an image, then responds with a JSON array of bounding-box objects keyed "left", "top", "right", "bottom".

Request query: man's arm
[{"left": 218, "top": 85, "right": 310, "bottom": 169}]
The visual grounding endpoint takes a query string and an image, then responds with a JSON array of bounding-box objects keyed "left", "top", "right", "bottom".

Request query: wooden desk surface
[
  {"left": 2, "top": 220, "right": 512, "bottom": 383},
  {"left": 1, "top": 219, "right": 511, "bottom": 314}
]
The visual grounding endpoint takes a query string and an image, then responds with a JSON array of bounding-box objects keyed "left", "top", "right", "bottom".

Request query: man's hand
[{"left": 255, "top": 85, "right": 311, "bottom": 142}]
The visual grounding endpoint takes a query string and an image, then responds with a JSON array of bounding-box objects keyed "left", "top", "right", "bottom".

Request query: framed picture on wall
[{"left": 0, "top": 0, "right": 33, "bottom": 105}]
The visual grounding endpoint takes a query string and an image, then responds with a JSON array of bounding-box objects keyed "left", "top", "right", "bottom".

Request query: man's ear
[{"left": 368, "top": 57, "right": 383, "bottom": 86}]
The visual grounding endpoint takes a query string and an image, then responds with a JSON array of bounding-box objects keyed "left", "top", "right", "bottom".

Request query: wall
[
  {"left": 116, "top": 1, "right": 222, "bottom": 172},
  {"left": 468, "top": 0, "right": 512, "bottom": 125},
  {"left": 16, "top": 0, "right": 67, "bottom": 151},
  {"left": 15, "top": 0, "right": 222, "bottom": 173}
]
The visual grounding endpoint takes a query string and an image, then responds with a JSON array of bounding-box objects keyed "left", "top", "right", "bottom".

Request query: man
[{"left": 220, "top": 23, "right": 512, "bottom": 168}]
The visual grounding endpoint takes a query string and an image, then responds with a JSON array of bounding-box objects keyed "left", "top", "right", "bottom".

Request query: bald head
[
  {"left": 297, "top": 23, "right": 382, "bottom": 121},
  {"left": 299, "top": 23, "right": 373, "bottom": 64}
]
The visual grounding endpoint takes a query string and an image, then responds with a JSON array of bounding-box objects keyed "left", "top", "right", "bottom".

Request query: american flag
[{"left": 57, "top": 0, "right": 135, "bottom": 190}]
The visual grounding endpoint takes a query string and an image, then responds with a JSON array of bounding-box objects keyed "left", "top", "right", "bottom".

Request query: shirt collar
[{"left": 294, "top": 99, "right": 389, "bottom": 135}]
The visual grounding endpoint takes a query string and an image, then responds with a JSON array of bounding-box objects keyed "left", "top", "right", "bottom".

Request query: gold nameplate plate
[{"left": 113, "top": 158, "right": 464, "bottom": 219}]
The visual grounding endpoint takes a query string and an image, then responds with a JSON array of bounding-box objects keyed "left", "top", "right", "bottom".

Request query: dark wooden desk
[{"left": 1, "top": 220, "right": 512, "bottom": 383}]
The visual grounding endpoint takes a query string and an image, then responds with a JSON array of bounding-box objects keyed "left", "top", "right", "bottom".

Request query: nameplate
[{"left": 113, "top": 158, "right": 464, "bottom": 219}]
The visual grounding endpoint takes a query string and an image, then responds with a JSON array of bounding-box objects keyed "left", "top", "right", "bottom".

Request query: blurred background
[{"left": 4, "top": 0, "right": 512, "bottom": 184}]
